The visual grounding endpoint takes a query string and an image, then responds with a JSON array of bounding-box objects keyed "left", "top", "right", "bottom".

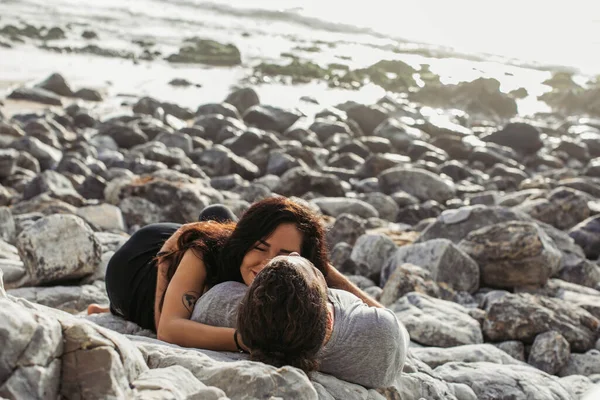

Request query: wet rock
[
  {"left": 458, "top": 221, "right": 561, "bottom": 289},
  {"left": 483, "top": 292, "right": 599, "bottom": 352},
  {"left": 381, "top": 238, "right": 479, "bottom": 293},
  {"left": 345, "top": 104, "right": 388, "bottom": 135},
  {"left": 411, "top": 344, "right": 524, "bottom": 369},
  {"left": 527, "top": 331, "right": 571, "bottom": 375},
  {"left": 434, "top": 362, "right": 572, "bottom": 400},
  {"left": 225, "top": 87, "right": 260, "bottom": 114},
  {"left": 74, "top": 88, "right": 103, "bottom": 101},
  {"left": 8, "top": 87, "right": 63, "bottom": 106},
  {"left": 378, "top": 167, "right": 456, "bottom": 203},
  {"left": 312, "top": 197, "right": 378, "bottom": 219},
  {"left": 243, "top": 105, "right": 303, "bottom": 133},
  {"left": 569, "top": 215, "right": 600, "bottom": 259},
  {"left": 35, "top": 73, "right": 74, "bottom": 97},
  {"left": 390, "top": 292, "right": 483, "bottom": 347},
  {"left": 16, "top": 214, "right": 101, "bottom": 285},
  {"left": 349, "top": 233, "right": 397, "bottom": 282},
  {"left": 166, "top": 37, "right": 241, "bottom": 66},
  {"left": 8, "top": 283, "right": 108, "bottom": 314},
  {"left": 559, "top": 350, "right": 600, "bottom": 377}
]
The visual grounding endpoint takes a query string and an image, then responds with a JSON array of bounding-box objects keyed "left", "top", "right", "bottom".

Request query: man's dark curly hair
[{"left": 236, "top": 257, "right": 329, "bottom": 373}]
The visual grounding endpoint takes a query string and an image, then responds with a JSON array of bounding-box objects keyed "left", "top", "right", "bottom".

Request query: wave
[{"left": 163, "top": 0, "right": 396, "bottom": 40}]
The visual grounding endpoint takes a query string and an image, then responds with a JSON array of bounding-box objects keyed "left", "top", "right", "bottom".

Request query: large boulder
[
  {"left": 483, "top": 292, "right": 599, "bottom": 352},
  {"left": 458, "top": 221, "right": 561, "bottom": 289},
  {"left": 378, "top": 167, "right": 456, "bottom": 203},
  {"left": 16, "top": 214, "right": 102, "bottom": 285},
  {"left": 381, "top": 238, "right": 479, "bottom": 293},
  {"left": 527, "top": 331, "right": 571, "bottom": 375},
  {"left": 349, "top": 234, "right": 397, "bottom": 282},
  {"left": 434, "top": 362, "right": 572, "bottom": 400},
  {"left": 390, "top": 292, "right": 483, "bottom": 347}
]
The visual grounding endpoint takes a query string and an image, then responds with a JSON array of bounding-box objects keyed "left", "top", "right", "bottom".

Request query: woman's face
[{"left": 239, "top": 223, "right": 303, "bottom": 286}]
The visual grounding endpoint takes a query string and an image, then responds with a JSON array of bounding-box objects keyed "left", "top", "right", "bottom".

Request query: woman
[{"left": 95, "top": 196, "right": 381, "bottom": 352}]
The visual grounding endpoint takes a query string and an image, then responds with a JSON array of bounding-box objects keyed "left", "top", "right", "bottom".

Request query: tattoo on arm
[{"left": 182, "top": 291, "right": 201, "bottom": 312}]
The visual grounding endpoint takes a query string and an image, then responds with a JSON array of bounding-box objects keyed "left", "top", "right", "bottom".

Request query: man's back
[{"left": 192, "top": 281, "right": 409, "bottom": 388}]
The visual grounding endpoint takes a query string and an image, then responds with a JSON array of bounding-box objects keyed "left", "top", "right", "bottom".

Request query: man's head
[{"left": 236, "top": 255, "right": 329, "bottom": 373}]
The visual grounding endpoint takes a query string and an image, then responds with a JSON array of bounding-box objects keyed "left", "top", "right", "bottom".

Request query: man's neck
[{"left": 323, "top": 302, "right": 335, "bottom": 345}]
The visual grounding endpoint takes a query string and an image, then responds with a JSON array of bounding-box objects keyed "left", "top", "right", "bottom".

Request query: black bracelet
[{"left": 234, "top": 330, "right": 246, "bottom": 353}]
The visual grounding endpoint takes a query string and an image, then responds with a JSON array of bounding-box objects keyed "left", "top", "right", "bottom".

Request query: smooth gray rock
[
  {"left": 94, "top": 232, "right": 129, "bottom": 253},
  {"left": 558, "top": 375, "right": 596, "bottom": 399},
  {"left": 77, "top": 203, "right": 127, "bottom": 232},
  {"left": 8, "top": 282, "right": 108, "bottom": 314},
  {"left": 411, "top": 344, "right": 524, "bottom": 370},
  {"left": 0, "top": 258, "right": 26, "bottom": 287},
  {"left": 0, "top": 207, "right": 16, "bottom": 243},
  {"left": 311, "top": 373, "right": 367, "bottom": 400},
  {"left": 349, "top": 234, "right": 397, "bottom": 282},
  {"left": 378, "top": 167, "right": 456, "bottom": 203},
  {"left": 459, "top": 221, "right": 561, "bottom": 289},
  {"left": 358, "top": 192, "right": 399, "bottom": 222},
  {"left": 493, "top": 341, "right": 526, "bottom": 362},
  {"left": 381, "top": 239, "right": 479, "bottom": 293},
  {"left": 435, "top": 361, "right": 572, "bottom": 400},
  {"left": 85, "top": 312, "right": 156, "bottom": 338},
  {"left": 312, "top": 197, "right": 379, "bottom": 219},
  {"left": 9, "top": 136, "right": 63, "bottom": 170},
  {"left": 16, "top": 214, "right": 102, "bottom": 285},
  {"left": 390, "top": 292, "right": 483, "bottom": 347},
  {"left": 119, "top": 196, "right": 165, "bottom": 227},
  {"left": 528, "top": 331, "right": 571, "bottom": 375},
  {"left": 326, "top": 214, "right": 366, "bottom": 248},
  {"left": 8, "top": 87, "right": 63, "bottom": 105},
  {"left": 559, "top": 350, "right": 600, "bottom": 377},
  {"left": 132, "top": 365, "right": 228, "bottom": 399}
]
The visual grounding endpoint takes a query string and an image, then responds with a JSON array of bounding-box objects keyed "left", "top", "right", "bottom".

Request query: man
[{"left": 192, "top": 254, "right": 410, "bottom": 388}]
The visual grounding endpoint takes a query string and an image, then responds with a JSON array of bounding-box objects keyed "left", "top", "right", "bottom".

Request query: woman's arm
[
  {"left": 325, "top": 263, "right": 384, "bottom": 308},
  {"left": 156, "top": 249, "right": 243, "bottom": 351}
]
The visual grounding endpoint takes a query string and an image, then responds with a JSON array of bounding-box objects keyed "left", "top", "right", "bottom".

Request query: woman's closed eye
[{"left": 254, "top": 246, "right": 267, "bottom": 252}]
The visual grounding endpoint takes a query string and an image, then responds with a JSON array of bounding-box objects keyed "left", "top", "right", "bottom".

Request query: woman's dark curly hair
[{"left": 237, "top": 257, "right": 329, "bottom": 373}]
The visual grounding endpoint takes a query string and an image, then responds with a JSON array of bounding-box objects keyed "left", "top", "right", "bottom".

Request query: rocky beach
[{"left": 2, "top": 0, "right": 600, "bottom": 399}]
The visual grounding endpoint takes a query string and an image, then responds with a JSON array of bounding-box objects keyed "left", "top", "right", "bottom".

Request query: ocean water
[{"left": 0, "top": 0, "right": 598, "bottom": 115}]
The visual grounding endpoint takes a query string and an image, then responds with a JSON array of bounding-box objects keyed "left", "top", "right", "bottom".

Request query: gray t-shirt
[{"left": 191, "top": 281, "right": 409, "bottom": 388}]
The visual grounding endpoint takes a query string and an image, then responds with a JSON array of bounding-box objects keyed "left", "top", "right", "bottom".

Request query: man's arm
[{"left": 325, "top": 263, "right": 384, "bottom": 308}]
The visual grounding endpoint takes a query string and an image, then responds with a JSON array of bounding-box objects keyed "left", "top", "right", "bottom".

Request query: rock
[
  {"left": 434, "top": 362, "right": 572, "bottom": 400},
  {"left": 483, "top": 293, "right": 599, "bottom": 352},
  {"left": 0, "top": 148, "right": 19, "bottom": 179},
  {"left": 119, "top": 196, "right": 165, "bottom": 227},
  {"left": 493, "top": 341, "right": 526, "bottom": 361},
  {"left": 16, "top": 214, "right": 101, "bottom": 285},
  {"left": 569, "top": 215, "right": 600, "bottom": 259},
  {"left": 312, "top": 197, "right": 378, "bottom": 219},
  {"left": 559, "top": 350, "right": 600, "bottom": 377},
  {"left": 98, "top": 122, "right": 149, "bottom": 149},
  {"left": 381, "top": 238, "right": 479, "bottom": 293},
  {"left": 0, "top": 207, "right": 16, "bottom": 243},
  {"left": 411, "top": 344, "right": 524, "bottom": 369},
  {"left": 275, "top": 167, "right": 345, "bottom": 198},
  {"left": 357, "top": 153, "right": 410, "bottom": 178},
  {"left": 329, "top": 242, "right": 354, "bottom": 274},
  {"left": 134, "top": 339, "right": 318, "bottom": 399},
  {"left": 349, "top": 234, "right": 397, "bottom": 282},
  {"left": 378, "top": 167, "right": 456, "bottom": 203},
  {"left": 380, "top": 263, "right": 449, "bottom": 306},
  {"left": 0, "top": 259, "right": 26, "bottom": 287},
  {"left": 85, "top": 312, "right": 155, "bottom": 337},
  {"left": 481, "top": 123, "right": 543, "bottom": 155},
  {"left": 390, "top": 292, "right": 483, "bottom": 347},
  {"left": 528, "top": 331, "right": 571, "bottom": 375},
  {"left": 8, "top": 283, "right": 108, "bottom": 314},
  {"left": 559, "top": 375, "right": 596, "bottom": 399},
  {"left": 35, "top": 73, "right": 74, "bottom": 97},
  {"left": 558, "top": 256, "right": 600, "bottom": 289},
  {"left": 358, "top": 192, "right": 399, "bottom": 222},
  {"left": 166, "top": 37, "right": 242, "bottom": 66},
  {"left": 0, "top": 298, "right": 63, "bottom": 399},
  {"left": 77, "top": 204, "right": 126, "bottom": 232},
  {"left": 458, "top": 221, "right": 561, "bottom": 289},
  {"left": 22, "top": 169, "right": 79, "bottom": 201},
  {"left": 191, "top": 146, "right": 259, "bottom": 180},
  {"left": 326, "top": 214, "right": 366, "bottom": 248},
  {"left": 196, "top": 102, "right": 241, "bottom": 119},
  {"left": 346, "top": 104, "right": 387, "bottom": 135},
  {"left": 9, "top": 136, "right": 63, "bottom": 170},
  {"left": 11, "top": 193, "right": 77, "bottom": 217},
  {"left": 515, "top": 187, "right": 591, "bottom": 230},
  {"left": 243, "top": 105, "right": 303, "bottom": 133},
  {"left": 225, "top": 87, "right": 260, "bottom": 114},
  {"left": 74, "top": 88, "right": 103, "bottom": 101},
  {"left": 132, "top": 365, "right": 227, "bottom": 399},
  {"left": 8, "top": 87, "right": 63, "bottom": 106}
]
